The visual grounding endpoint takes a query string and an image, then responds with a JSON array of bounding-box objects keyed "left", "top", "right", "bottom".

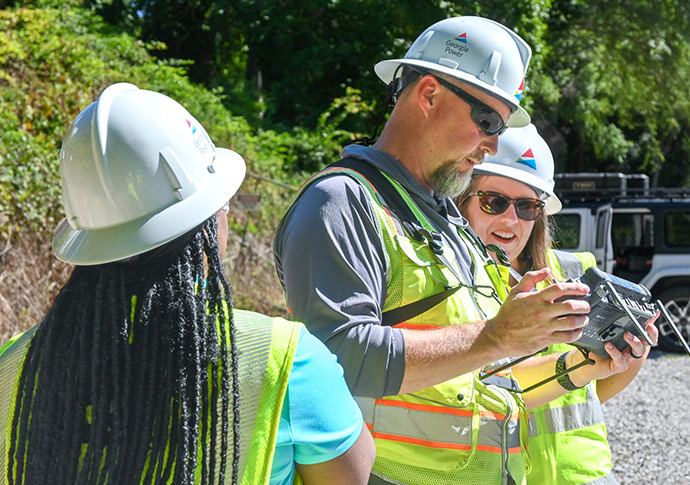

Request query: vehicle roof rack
[{"left": 554, "top": 173, "right": 690, "bottom": 203}]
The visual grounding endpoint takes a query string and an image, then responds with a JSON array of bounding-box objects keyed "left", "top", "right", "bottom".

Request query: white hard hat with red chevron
[
  {"left": 375, "top": 16, "right": 532, "bottom": 128},
  {"left": 53, "top": 83, "right": 246, "bottom": 264},
  {"left": 474, "top": 123, "right": 562, "bottom": 215}
]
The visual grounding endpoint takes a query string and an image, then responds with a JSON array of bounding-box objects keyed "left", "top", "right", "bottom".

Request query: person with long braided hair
[{"left": 0, "top": 83, "right": 374, "bottom": 485}]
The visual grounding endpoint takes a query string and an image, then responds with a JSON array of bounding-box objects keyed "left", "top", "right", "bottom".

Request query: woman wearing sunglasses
[{"left": 458, "top": 124, "right": 657, "bottom": 485}]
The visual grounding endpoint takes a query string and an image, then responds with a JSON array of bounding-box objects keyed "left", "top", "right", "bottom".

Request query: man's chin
[{"left": 430, "top": 167, "right": 472, "bottom": 198}]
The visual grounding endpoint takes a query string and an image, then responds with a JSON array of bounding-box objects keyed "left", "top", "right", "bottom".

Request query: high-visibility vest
[
  {"left": 527, "top": 249, "right": 617, "bottom": 485},
  {"left": 0, "top": 309, "right": 302, "bottom": 485},
  {"left": 298, "top": 166, "right": 528, "bottom": 485}
]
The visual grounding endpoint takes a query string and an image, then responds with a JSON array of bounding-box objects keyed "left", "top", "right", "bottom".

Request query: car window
[
  {"left": 665, "top": 210, "right": 690, "bottom": 248},
  {"left": 612, "top": 212, "right": 654, "bottom": 260},
  {"left": 552, "top": 213, "right": 580, "bottom": 249}
]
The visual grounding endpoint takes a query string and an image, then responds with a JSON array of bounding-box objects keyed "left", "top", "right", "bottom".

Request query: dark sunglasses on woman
[{"left": 469, "top": 190, "right": 545, "bottom": 221}]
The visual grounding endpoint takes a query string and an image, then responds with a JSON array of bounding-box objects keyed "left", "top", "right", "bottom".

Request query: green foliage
[
  {"left": 88, "top": 0, "right": 448, "bottom": 132},
  {"left": 3, "top": 0, "right": 690, "bottom": 320},
  {"left": 0, "top": 7, "right": 108, "bottom": 233},
  {"left": 0, "top": 4, "right": 374, "bottom": 240},
  {"left": 536, "top": 0, "right": 690, "bottom": 185},
  {"left": 82, "top": 0, "right": 690, "bottom": 187}
]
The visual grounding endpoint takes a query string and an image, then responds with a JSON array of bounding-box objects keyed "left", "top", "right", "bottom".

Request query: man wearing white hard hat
[
  {"left": 0, "top": 84, "right": 375, "bottom": 485},
  {"left": 275, "top": 16, "right": 596, "bottom": 484},
  {"left": 459, "top": 124, "right": 657, "bottom": 485}
]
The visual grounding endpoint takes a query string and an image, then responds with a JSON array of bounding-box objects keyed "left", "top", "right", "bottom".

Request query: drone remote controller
[
  {"left": 480, "top": 266, "right": 689, "bottom": 394},
  {"left": 565, "top": 267, "right": 657, "bottom": 358}
]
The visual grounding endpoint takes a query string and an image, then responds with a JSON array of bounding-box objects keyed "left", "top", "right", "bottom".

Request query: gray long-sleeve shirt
[{"left": 274, "top": 144, "right": 474, "bottom": 398}]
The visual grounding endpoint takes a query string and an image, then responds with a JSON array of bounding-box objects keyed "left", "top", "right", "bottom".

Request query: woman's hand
[{"left": 569, "top": 312, "right": 659, "bottom": 386}]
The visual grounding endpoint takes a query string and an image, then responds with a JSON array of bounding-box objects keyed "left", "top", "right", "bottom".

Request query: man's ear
[{"left": 415, "top": 75, "right": 441, "bottom": 117}]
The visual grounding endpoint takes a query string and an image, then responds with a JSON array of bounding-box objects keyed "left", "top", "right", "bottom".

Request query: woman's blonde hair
[{"left": 458, "top": 175, "right": 553, "bottom": 272}]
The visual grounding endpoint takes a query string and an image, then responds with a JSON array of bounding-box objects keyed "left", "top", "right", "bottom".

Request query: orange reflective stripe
[
  {"left": 298, "top": 167, "right": 361, "bottom": 191},
  {"left": 374, "top": 399, "right": 519, "bottom": 421},
  {"left": 381, "top": 207, "right": 399, "bottom": 234},
  {"left": 372, "top": 432, "right": 472, "bottom": 451},
  {"left": 475, "top": 444, "right": 523, "bottom": 454},
  {"left": 476, "top": 444, "right": 501, "bottom": 453},
  {"left": 366, "top": 423, "right": 373, "bottom": 431},
  {"left": 375, "top": 398, "right": 473, "bottom": 417},
  {"left": 480, "top": 410, "right": 520, "bottom": 421},
  {"left": 307, "top": 167, "right": 378, "bottom": 193},
  {"left": 372, "top": 433, "right": 522, "bottom": 454}
]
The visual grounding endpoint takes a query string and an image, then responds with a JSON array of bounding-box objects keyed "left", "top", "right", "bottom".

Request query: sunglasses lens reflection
[
  {"left": 473, "top": 109, "right": 506, "bottom": 136},
  {"left": 480, "top": 194, "right": 508, "bottom": 214},
  {"left": 478, "top": 192, "right": 543, "bottom": 221}
]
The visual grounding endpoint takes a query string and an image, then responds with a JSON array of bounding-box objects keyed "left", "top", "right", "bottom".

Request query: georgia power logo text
[{"left": 445, "top": 32, "right": 469, "bottom": 58}]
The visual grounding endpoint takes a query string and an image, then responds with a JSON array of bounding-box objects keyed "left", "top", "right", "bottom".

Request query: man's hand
[
  {"left": 486, "top": 267, "right": 591, "bottom": 356},
  {"left": 400, "top": 268, "right": 595, "bottom": 395}
]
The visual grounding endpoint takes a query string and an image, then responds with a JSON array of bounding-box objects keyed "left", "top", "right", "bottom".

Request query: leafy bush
[{"left": 0, "top": 4, "right": 375, "bottom": 325}]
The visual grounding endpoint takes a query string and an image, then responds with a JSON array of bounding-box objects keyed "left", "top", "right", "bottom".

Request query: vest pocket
[
  {"left": 393, "top": 234, "right": 460, "bottom": 312},
  {"left": 395, "top": 234, "right": 459, "bottom": 284},
  {"left": 395, "top": 234, "right": 438, "bottom": 268}
]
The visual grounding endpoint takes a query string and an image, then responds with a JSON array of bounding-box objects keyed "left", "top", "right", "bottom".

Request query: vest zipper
[{"left": 494, "top": 386, "right": 515, "bottom": 485}]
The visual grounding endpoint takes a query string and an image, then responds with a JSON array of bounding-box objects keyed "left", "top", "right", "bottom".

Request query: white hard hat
[
  {"left": 375, "top": 16, "right": 531, "bottom": 127},
  {"left": 473, "top": 123, "right": 562, "bottom": 214},
  {"left": 53, "top": 83, "right": 246, "bottom": 265}
]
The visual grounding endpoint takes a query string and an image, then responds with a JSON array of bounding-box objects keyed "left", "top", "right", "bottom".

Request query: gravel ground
[{"left": 604, "top": 349, "right": 690, "bottom": 484}]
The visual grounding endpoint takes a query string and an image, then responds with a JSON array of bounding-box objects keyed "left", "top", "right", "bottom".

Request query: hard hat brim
[
  {"left": 375, "top": 59, "right": 530, "bottom": 128},
  {"left": 53, "top": 148, "right": 246, "bottom": 265},
  {"left": 472, "top": 164, "right": 562, "bottom": 215}
]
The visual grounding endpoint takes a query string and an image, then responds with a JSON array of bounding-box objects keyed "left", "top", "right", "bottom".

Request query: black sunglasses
[
  {"left": 469, "top": 190, "right": 545, "bottom": 221},
  {"left": 407, "top": 67, "right": 508, "bottom": 136}
]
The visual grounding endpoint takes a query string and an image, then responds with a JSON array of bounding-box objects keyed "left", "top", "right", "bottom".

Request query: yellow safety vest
[
  {"left": 527, "top": 249, "right": 616, "bottom": 485},
  {"left": 302, "top": 167, "right": 528, "bottom": 485},
  {"left": 0, "top": 310, "right": 302, "bottom": 485}
]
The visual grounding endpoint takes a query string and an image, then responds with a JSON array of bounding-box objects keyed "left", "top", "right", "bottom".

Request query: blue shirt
[{"left": 269, "top": 327, "right": 364, "bottom": 484}]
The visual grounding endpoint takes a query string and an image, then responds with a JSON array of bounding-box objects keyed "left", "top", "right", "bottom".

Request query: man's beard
[{"left": 429, "top": 160, "right": 472, "bottom": 198}]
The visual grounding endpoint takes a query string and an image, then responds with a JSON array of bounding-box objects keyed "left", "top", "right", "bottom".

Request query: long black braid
[{"left": 8, "top": 215, "right": 240, "bottom": 484}]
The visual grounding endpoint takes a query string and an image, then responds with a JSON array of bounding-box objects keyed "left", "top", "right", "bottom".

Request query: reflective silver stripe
[
  {"left": 355, "top": 396, "right": 375, "bottom": 422},
  {"left": 527, "top": 411, "right": 538, "bottom": 437},
  {"left": 479, "top": 413, "right": 522, "bottom": 451},
  {"left": 375, "top": 400, "right": 474, "bottom": 448},
  {"left": 0, "top": 327, "right": 37, "bottom": 476},
  {"left": 370, "top": 471, "right": 406, "bottom": 484},
  {"left": 357, "top": 396, "right": 522, "bottom": 451},
  {"left": 585, "top": 470, "right": 618, "bottom": 485},
  {"left": 233, "top": 311, "right": 275, "bottom": 479},
  {"left": 552, "top": 249, "right": 586, "bottom": 279},
  {"left": 528, "top": 384, "right": 605, "bottom": 437}
]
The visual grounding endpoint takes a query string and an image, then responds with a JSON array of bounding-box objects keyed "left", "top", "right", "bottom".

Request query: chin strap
[{"left": 345, "top": 65, "right": 419, "bottom": 147}]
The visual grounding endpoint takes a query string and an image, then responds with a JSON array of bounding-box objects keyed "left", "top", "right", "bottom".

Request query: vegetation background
[{"left": 2, "top": 0, "right": 690, "bottom": 338}]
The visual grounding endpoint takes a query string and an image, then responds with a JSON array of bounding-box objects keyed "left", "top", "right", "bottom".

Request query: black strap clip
[
  {"left": 406, "top": 223, "right": 444, "bottom": 255},
  {"left": 486, "top": 244, "right": 510, "bottom": 266}
]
